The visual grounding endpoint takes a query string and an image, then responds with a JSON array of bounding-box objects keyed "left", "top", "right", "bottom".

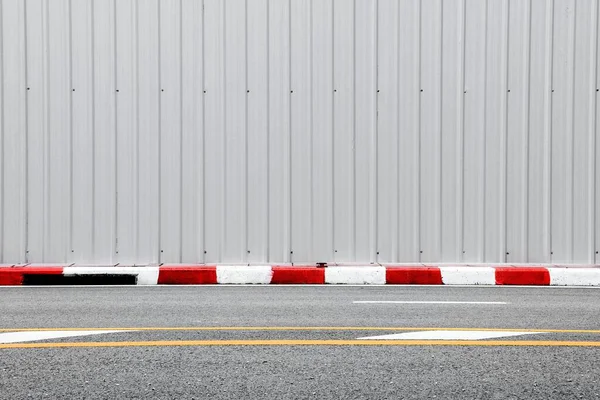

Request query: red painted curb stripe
[
  {"left": 495, "top": 267, "right": 550, "bottom": 285},
  {"left": 271, "top": 267, "right": 325, "bottom": 284},
  {"left": 0, "top": 267, "right": 64, "bottom": 285},
  {"left": 158, "top": 267, "right": 217, "bottom": 285},
  {"left": 385, "top": 267, "right": 443, "bottom": 285}
]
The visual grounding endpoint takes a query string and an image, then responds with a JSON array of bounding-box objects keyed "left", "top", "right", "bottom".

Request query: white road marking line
[
  {"left": 0, "top": 330, "right": 133, "bottom": 344},
  {"left": 353, "top": 301, "right": 508, "bottom": 304},
  {"left": 358, "top": 330, "right": 544, "bottom": 340}
]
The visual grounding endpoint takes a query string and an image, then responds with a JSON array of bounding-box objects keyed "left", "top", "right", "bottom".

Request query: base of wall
[{"left": 1, "top": 264, "right": 600, "bottom": 286}]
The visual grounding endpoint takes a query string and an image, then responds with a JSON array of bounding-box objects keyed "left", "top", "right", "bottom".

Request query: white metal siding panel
[
  {"left": 137, "top": 0, "right": 160, "bottom": 264},
  {"left": 354, "top": 0, "right": 377, "bottom": 263},
  {"left": 420, "top": 0, "right": 443, "bottom": 263},
  {"left": 290, "top": 0, "right": 312, "bottom": 263},
  {"left": 506, "top": 0, "right": 531, "bottom": 263},
  {"left": 115, "top": 0, "right": 137, "bottom": 264},
  {"left": 267, "top": 0, "right": 291, "bottom": 263},
  {"left": 397, "top": 0, "right": 421, "bottom": 263},
  {"left": 202, "top": 0, "right": 224, "bottom": 263},
  {"left": 180, "top": 0, "right": 205, "bottom": 264},
  {"left": 377, "top": 0, "right": 399, "bottom": 263},
  {"left": 462, "top": 0, "right": 486, "bottom": 262},
  {"left": 223, "top": 0, "right": 247, "bottom": 263},
  {"left": 2, "top": 0, "right": 27, "bottom": 263},
  {"left": 551, "top": 0, "right": 576, "bottom": 263},
  {"left": 159, "top": 0, "right": 183, "bottom": 263},
  {"left": 47, "top": 0, "right": 71, "bottom": 262},
  {"left": 91, "top": 0, "right": 116, "bottom": 263},
  {"left": 0, "top": 0, "right": 599, "bottom": 265},
  {"left": 440, "top": 0, "right": 464, "bottom": 263},
  {"left": 70, "top": 0, "right": 94, "bottom": 263},
  {"left": 247, "top": 0, "right": 269, "bottom": 263},
  {"left": 311, "top": 0, "right": 334, "bottom": 263},
  {"left": 572, "top": 0, "right": 596, "bottom": 264},
  {"left": 332, "top": 0, "right": 354, "bottom": 263},
  {"left": 528, "top": 0, "right": 553, "bottom": 263},
  {"left": 26, "top": 0, "right": 47, "bottom": 263},
  {"left": 484, "top": 0, "right": 508, "bottom": 263}
]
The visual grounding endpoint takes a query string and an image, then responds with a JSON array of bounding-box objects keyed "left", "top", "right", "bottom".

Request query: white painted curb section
[
  {"left": 216, "top": 265, "right": 273, "bottom": 284},
  {"left": 549, "top": 268, "right": 600, "bottom": 286},
  {"left": 440, "top": 267, "right": 496, "bottom": 285},
  {"left": 62, "top": 266, "right": 160, "bottom": 285},
  {"left": 325, "top": 266, "right": 386, "bottom": 285}
]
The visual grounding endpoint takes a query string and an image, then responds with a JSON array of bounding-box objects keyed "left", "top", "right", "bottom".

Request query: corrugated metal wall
[{"left": 0, "top": 0, "right": 599, "bottom": 265}]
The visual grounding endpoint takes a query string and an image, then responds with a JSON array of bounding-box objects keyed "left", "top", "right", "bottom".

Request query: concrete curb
[{"left": 1, "top": 264, "right": 600, "bottom": 286}]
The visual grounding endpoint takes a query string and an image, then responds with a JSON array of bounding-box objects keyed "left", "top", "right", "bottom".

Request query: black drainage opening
[{"left": 23, "top": 274, "right": 137, "bottom": 285}]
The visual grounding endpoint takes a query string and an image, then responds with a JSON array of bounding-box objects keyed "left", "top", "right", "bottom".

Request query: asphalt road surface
[{"left": 1, "top": 285, "right": 600, "bottom": 399}]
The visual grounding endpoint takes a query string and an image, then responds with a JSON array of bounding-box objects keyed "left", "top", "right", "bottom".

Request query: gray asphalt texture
[{"left": 1, "top": 285, "right": 600, "bottom": 399}]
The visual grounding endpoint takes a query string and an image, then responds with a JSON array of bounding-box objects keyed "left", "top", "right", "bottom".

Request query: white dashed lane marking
[
  {"left": 0, "top": 330, "right": 133, "bottom": 344},
  {"left": 353, "top": 301, "right": 508, "bottom": 305},
  {"left": 358, "top": 330, "right": 543, "bottom": 340}
]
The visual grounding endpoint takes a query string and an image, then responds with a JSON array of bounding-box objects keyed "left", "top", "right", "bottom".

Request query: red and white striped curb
[{"left": 1, "top": 265, "right": 600, "bottom": 286}]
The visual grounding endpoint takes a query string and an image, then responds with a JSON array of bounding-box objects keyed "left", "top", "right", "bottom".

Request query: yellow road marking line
[
  {"left": 1, "top": 326, "right": 600, "bottom": 333},
  {"left": 2, "top": 339, "right": 600, "bottom": 349}
]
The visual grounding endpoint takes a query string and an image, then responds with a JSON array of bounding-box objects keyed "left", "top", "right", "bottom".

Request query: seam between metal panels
[
  {"left": 24, "top": 0, "right": 31, "bottom": 263},
  {"left": 67, "top": 0, "right": 74, "bottom": 260},
  {"left": 90, "top": 0, "right": 96, "bottom": 262},
  {"left": 221, "top": 0, "right": 226, "bottom": 262},
  {"left": 265, "top": 0, "right": 271, "bottom": 262},
  {"left": 113, "top": 0, "right": 118, "bottom": 259},
  {"left": 457, "top": 0, "right": 466, "bottom": 262},
  {"left": 331, "top": 0, "right": 335, "bottom": 262},
  {"left": 438, "top": 0, "right": 444, "bottom": 261},
  {"left": 43, "top": 0, "right": 50, "bottom": 261},
  {"left": 309, "top": 0, "right": 314, "bottom": 261},
  {"left": 416, "top": 0, "right": 422, "bottom": 262},
  {"left": 134, "top": 0, "right": 140, "bottom": 261},
  {"left": 396, "top": 0, "right": 401, "bottom": 262},
  {"left": 372, "top": 0, "right": 379, "bottom": 263},
  {"left": 201, "top": 0, "right": 206, "bottom": 263},
  {"left": 523, "top": 0, "right": 532, "bottom": 261},
  {"left": 244, "top": 0, "right": 249, "bottom": 262},
  {"left": 545, "top": 0, "right": 554, "bottom": 262},
  {"left": 287, "top": 0, "right": 292, "bottom": 262},
  {"left": 588, "top": 0, "right": 599, "bottom": 263},
  {"left": 501, "top": 0, "right": 509, "bottom": 263},
  {"left": 179, "top": 0, "right": 184, "bottom": 263},
  {"left": 481, "top": 0, "right": 488, "bottom": 262},
  {"left": 390, "top": 0, "right": 399, "bottom": 262},
  {"left": 568, "top": 0, "right": 576, "bottom": 262},
  {"left": 157, "top": 0, "right": 162, "bottom": 263},
  {"left": 351, "top": 0, "right": 356, "bottom": 261}
]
